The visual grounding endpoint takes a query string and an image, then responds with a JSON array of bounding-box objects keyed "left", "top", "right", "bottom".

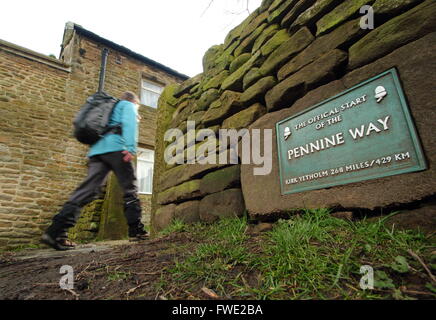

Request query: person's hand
[{"left": 122, "top": 150, "right": 133, "bottom": 162}]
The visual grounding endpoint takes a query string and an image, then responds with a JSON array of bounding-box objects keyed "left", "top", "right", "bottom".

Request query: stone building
[
  {"left": 0, "top": 22, "right": 187, "bottom": 249},
  {"left": 152, "top": 0, "right": 436, "bottom": 233}
]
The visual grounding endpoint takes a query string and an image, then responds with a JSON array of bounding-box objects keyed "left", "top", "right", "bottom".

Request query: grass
[
  {"left": 159, "top": 209, "right": 435, "bottom": 300},
  {"left": 159, "top": 218, "right": 188, "bottom": 237},
  {"left": 107, "top": 271, "right": 130, "bottom": 281},
  {"left": 164, "top": 217, "right": 254, "bottom": 297}
]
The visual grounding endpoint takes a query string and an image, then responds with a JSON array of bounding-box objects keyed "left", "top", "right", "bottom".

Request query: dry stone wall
[{"left": 152, "top": 0, "right": 436, "bottom": 231}]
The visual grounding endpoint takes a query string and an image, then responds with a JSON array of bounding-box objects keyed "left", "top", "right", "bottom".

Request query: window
[
  {"left": 137, "top": 148, "right": 154, "bottom": 194},
  {"left": 140, "top": 79, "right": 164, "bottom": 108}
]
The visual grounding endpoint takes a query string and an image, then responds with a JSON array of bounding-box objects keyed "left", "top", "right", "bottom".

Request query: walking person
[{"left": 42, "top": 91, "right": 148, "bottom": 251}]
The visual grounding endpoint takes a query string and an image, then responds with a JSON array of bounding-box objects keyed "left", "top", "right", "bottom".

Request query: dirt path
[{"left": 0, "top": 233, "right": 194, "bottom": 300}]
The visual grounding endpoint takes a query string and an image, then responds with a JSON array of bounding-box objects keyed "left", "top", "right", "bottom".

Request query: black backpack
[{"left": 73, "top": 92, "right": 121, "bottom": 145}]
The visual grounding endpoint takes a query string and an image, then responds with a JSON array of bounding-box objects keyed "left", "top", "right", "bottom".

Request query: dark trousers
[{"left": 47, "top": 151, "right": 142, "bottom": 238}]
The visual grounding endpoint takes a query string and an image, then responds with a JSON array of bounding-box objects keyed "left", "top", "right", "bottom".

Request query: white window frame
[
  {"left": 140, "top": 79, "right": 164, "bottom": 108},
  {"left": 137, "top": 148, "right": 154, "bottom": 195}
]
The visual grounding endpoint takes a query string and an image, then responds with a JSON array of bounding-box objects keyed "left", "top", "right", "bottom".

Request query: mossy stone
[
  {"left": 281, "top": 0, "right": 318, "bottom": 28},
  {"left": 174, "top": 73, "right": 203, "bottom": 98},
  {"left": 151, "top": 84, "right": 180, "bottom": 234},
  {"left": 229, "top": 53, "right": 252, "bottom": 74},
  {"left": 187, "top": 111, "right": 206, "bottom": 126},
  {"left": 224, "top": 9, "right": 260, "bottom": 49},
  {"left": 222, "top": 51, "right": 264, "bottom": 91},
  {"left": 222, "top": 103, "right": 267, "bottom": 130},
  {"left": 97, "top": 174, "right": 128, "bottom": 240},
  {"left": 157, "top": 180, "right": 204, "bottom": 205},
  {"left": 267, "top": 0, "right": 299, "bottom": 24},
  {"left": 240, "top": 76, "right": 277, "bottom": 105},
  {"left": 243, "top": 68, "right": 263, "bottom": 91},
  {"left": 202, "top": 70, "right": 229, "bottom": 91},
  {"left": 260, "top": 0, "right": 275, "bottom": 12},
  {"left": 68, "top": 199, "right": 103, "bottom": 242},
  {"left": 189, "top": 83, "right": 200, "bottom": 95},
  {"left": 234, "top": 23, "right": 268, "bottom": 57},
  {"left": 266, "top": 49, "right": 348, "bottom": 111},
  {"left": 290, "top": 0, "right": 343, "bottom": 31},
  {"left": 278, "top": 18, "right": 363, "bottom": 79},
  {"left": 260, "top": 27, "right": 314, "bottom": 76},
  {"left": 160, "top": 83, "right": 179, "bottom": 107},
  {"left": 203, "top": 44, "right": 224, "bottom": 74},
  {"left": 252, "top": 24, "right": 279, "bottom": 54},
  {"left": 373, "top": 0, "right": 424, "bottom": 16},
  {"left": 240, "top": 10, "right": 269, "bottom": 41},
  {"left": 260, "top": 29, "right": 291, "bottom": 56},
  {"left": 158, "top": 162, "right": 225, "bottom": 192},
  {"left": 316, "top": 0, "right": 376, "bottom": 36},
  {"left": 202, "top": 91, "right": 243, "bottom": 127},
  {"left": 200, "top": 165, "right": 241, "bottom": 195},
  {"left": 196, "top": 89, "right": 220, "bottom": 112}
]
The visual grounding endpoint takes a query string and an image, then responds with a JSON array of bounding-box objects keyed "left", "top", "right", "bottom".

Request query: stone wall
[
  {"left": 0, "top": 27, "right": 185, "bottom": 249},
  {"left": 151, "top": 0, "right": 436, "bottom": 232}
]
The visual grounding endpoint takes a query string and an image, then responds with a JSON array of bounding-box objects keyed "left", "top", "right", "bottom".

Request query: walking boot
[{"left": 128, "top": 222, "right": 149, "bottom": 242}]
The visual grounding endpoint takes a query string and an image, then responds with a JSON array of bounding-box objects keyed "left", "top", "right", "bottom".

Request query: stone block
[
  {"left": 281, "top": 0, "right": 317, "bottom": 28},
  {"left": 372, "top": 0, "right": 423, "bottom": 17},
  {"left": 289, "top": 0, "right": 343, "bottom": 32},
  {"left": 243, "top": 68, "right": 263, "bottom": 90},
  {"left": 268, "top": 0, "right": 299, "bottom": 24},
  {"left": 174, "top": 73, "right": 203, "bottom": 98},
  {"left": 259, "top": 29, "right": 291, "bottom": 57},
  {"left": 240, "top": 76, "right": 277, "bottom": 105},
  {"left": 222, "top": 103, "right": 267, "bottom": 130},
  {"left": 240, "top": 10, "right": 269, "bottom": 41},
  {"left": 154, "top": 204, "right": 176, "bottom": 232},
  {"left": 195, "top": 89, "right": 220, "bottom": 112},
  {"left": 316, "top": 0, "right": 376, "bottom": 36},
  {"left": 230, "top": 53, "right": 252, "bottom": 74},
  {"left": 157, "top": 180, "right": 204, "bottom": 205},
  {"left": 222, "top": 52, "right": 264, "bottom": 92},
  {"left": 234, "top": 23, "right": 268, "bottom": 57},
  {"left": 174, "top": 200, "right": 201, "bottom": 224},
  {"left": 266, "top": 49, "right": 348, "bottom": 111},
  {"left": 252, "top": 24, "right": 279, "bottom": 54},
  {"left": 202, "top": 70, "right": 229, "bottom": 91},
  {"left": 259, "top": 27, "right": 314, "bottom": 76},
  {"left": 280, "top": 18, "right": 364, "bottom": 78},
  {"left": 203, "top": 45, "right": 224, "bottom": 74},
  {"left": 224, "top": 10, "right": 259, "bottom": 49},
  {"left": 158, "top": 162, "right": 226, "bottom": 192},
  {"left": 200, "top": 165, "right": 241, "bottom": 195},
  {"left": 199, "top": 189, "right": 246, "bottom": 223},
  {"left": 202, "top": 91, "right": 243, "bottom": 127}
]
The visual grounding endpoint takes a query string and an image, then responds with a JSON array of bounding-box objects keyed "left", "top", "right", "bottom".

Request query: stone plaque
[{"left": 276, "top": 68, "right": 427, "bottom": 195}]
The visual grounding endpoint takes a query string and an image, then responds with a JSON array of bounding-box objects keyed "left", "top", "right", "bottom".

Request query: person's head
[{"left": 121, "top": 91, "right": 140, "bottom": 105}]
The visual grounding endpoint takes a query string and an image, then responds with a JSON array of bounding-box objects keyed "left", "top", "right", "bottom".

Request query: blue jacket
[{"left": 88, "top": 100, "right": 138, "bottom": 158}]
